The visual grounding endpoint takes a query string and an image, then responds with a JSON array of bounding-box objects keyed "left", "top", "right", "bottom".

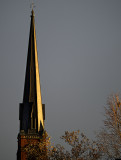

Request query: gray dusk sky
[{"left": 0, "top": 0, "right": 121, "bottom": 159}]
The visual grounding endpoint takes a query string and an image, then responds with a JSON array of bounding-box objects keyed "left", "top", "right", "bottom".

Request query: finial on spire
[
  {"left": 30, "top": 1, "right": 35, "bottom": 16},
  {"left": 30, "top": 2, "right": 35, "bottom": 10}
]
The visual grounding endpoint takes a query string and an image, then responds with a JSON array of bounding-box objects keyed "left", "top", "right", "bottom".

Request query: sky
[{"left": 0, "top": 0, "right": 121, "bottom": 159}]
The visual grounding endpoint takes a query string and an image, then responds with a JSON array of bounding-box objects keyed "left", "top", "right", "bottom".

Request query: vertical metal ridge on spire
[{"left": 22, "top": 9, "right": 44, "bottom": 133}]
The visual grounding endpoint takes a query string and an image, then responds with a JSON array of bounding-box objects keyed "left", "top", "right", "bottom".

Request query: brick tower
[{"left": 17, "top": 9, "right": 45, "bottom": 160}]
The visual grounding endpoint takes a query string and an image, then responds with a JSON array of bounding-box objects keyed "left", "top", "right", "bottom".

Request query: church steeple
[
  {"left": 17, "top": 9, "right": 46, "bottom": 160},
  {"left": 19, "top": 9, "right": 44, "bottom": 133}
]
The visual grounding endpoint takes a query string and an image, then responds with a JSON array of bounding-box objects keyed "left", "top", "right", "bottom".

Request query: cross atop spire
[
  {"left": 30, "top": 1, "right": 35, "bottom": 11},
  {"left": 30, "top": 1, "right": 35, "bottom": 16}
]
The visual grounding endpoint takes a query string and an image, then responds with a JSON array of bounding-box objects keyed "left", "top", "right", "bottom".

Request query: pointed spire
[
  {"left": 31, "top": 8, "right": 34, "bottom": 17},
  {"left": 22, "top": 9, "right": 44, "bottom": 132}
]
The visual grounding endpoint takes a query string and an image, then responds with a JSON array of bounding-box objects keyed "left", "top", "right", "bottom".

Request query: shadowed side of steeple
[{"left": 19, "top": 9, "right": 44, "bottom": 133}]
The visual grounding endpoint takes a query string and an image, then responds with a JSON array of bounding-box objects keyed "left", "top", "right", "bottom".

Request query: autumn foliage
[
  {"left": 24, "top": 94, "right": 121, "bottom": 160},
  {"left": 97, "top": 94, "right": 121, "bottom": 159},
  {"left": 24, "top": 130, "right": 100, "bottom": 160}
]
